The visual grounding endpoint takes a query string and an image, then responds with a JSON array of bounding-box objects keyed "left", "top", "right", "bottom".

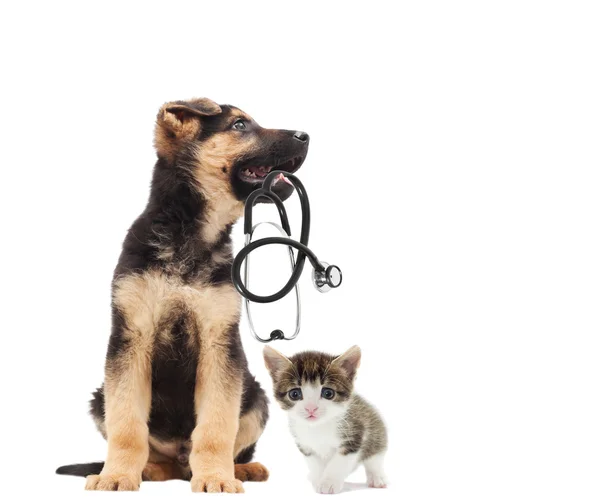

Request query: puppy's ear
[
  {"left": 165, "top": 98, "right": 221, "bottom": 121},
  {"left": 263, "top": 346, "right": 292, "bottom": 377},
  {"left": 154, "top": 98, "right": 221, "bottom": 159},
  {"left": 332, "top": 345, "right": 361, "bottom": 379}
]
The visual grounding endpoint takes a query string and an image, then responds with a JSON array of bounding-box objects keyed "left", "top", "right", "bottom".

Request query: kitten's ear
[
  {"left": 332, "top": 345, "right": 362, "bottom": 378},
  {"left": 263, "top": 346, "right": 292, "bottom": 377}
]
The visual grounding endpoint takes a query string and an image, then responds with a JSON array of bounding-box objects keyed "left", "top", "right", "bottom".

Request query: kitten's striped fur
[{"left": 264, "top": 346, "right": 388, "bottom": 493}]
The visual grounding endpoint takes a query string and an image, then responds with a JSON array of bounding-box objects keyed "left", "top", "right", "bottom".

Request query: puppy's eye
[
  {"left": 288, "top": 388, "right": 303, "bottom": 401},
  {"left": 232, "top": 119, "right": 247, "bottom": 131},
  {"left": 321, "top": 387, "right": 335, "bottom": 400}
]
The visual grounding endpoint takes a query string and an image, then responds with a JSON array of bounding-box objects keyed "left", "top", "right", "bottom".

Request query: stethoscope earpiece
[{"left": 231, "top": 171, "right": 341, "bottom": 343}]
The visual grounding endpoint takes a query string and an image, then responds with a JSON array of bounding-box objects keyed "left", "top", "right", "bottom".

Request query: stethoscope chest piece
[
  {"left": 313, "top": 263, "right": 343, "bottom": 293},
  {"left": 232, "top": 170, "right": 342, "bottom": 343}
]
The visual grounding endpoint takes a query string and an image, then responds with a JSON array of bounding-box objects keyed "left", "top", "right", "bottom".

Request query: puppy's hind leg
[
  {"left": 233, "top": 443, "right": 269, "bottom": 483},
  {"left": 143, "top": 462, "right": 185, "bottom": 482},
  {"left": 233, "top": 397, "right": 270, "bottom": 483}
]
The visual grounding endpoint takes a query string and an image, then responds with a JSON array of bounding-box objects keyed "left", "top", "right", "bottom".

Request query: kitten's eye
[
  {"left": 288, "top": 388, "right": 303, "bottom": 401},
  {"left": 232, "top": 119, "right": 247, "bottom": 131},
  {"left": 321, "top": 387, "right": 335, "bottom": 400}
]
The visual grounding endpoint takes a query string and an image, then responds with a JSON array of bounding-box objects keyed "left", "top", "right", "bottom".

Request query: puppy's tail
[{"left": 56, "top": 462, "right": 104, "bottom": 477}]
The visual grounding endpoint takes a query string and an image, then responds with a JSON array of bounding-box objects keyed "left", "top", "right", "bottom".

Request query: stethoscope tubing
[
  {"left": 231, "top": 171, "right": 326, "bottom": 304},
  {"left": 232, "top": 236, "right": 324, "bottom": 303}
]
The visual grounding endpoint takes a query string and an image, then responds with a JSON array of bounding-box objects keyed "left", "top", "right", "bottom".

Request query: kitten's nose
[{"left": 305, "top": 405, "right": 319, "bottom": 415}]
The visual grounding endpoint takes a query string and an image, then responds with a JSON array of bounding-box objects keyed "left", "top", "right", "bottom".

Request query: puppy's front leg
[
  {"left": 85, "top": 309, "right": 152, "bottom": 491},
  {"left": 190, "top": 343, "right": 243, "bottom": 493}
]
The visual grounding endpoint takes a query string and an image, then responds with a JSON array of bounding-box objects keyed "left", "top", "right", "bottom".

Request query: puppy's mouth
[{"left": 236, "top": 155, "right": 305, "bottom": 184}]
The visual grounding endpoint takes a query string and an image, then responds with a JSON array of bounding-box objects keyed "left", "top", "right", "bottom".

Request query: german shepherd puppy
[{"left": 56, "top": 98, "right": 309, "bottom": 492}]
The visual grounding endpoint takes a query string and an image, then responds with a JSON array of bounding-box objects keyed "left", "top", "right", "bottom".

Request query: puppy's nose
[{"left": 293, "top": 131, "right": 309, "bottom": 142}]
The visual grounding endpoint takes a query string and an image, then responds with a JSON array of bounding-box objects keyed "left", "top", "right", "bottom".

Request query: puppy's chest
[
  {"left": 113, "top": 269, "right": 241, "bottom": 340},
  {"left": 291, "top": 420, "right": 342, "bottom": 459},
  {"left": 161, "top": 242, "right": 233, "bottom": 282}
]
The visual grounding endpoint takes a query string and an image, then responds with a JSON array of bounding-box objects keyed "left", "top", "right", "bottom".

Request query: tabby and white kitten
[{"left": 263, "top": 345, "right": 387, "bottom": 494}]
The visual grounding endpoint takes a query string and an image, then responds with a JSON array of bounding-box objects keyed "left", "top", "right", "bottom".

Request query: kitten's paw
[
  {"left": 309, "top": 473, "right": 320, "bottom": 487},
  {"left": 367, "top": 474, "right": 388, "bottom": 488},
  {"left": 85, "top": 473, "right": 140, "bottom": 491},
  {"left": 317, "top": 478, "right": 345, "bottom": 494},
  {"left": 191, "top": 475, "right": 244, "bottom": 493}
]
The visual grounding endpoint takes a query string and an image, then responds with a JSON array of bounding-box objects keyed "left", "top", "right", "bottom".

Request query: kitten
[{"left": 263, "top": 345, "right": 388, "bottom": 494}]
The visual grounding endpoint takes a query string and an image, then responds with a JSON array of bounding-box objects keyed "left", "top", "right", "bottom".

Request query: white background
[{"left": 1, "top": 1, "right": 599, "bottom": 502}]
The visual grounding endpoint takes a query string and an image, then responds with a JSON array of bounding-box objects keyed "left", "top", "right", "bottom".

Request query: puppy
[{"left": 56, "top": 98, "right": 309, "bottom": 492}]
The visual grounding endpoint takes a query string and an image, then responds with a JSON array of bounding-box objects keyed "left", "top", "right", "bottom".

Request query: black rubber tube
[
  {"left": 231, "top": 171, "right": 324, "bottom": 304},
  {"left": 232, "top": 237, "right": 324, "bottom": 303}
]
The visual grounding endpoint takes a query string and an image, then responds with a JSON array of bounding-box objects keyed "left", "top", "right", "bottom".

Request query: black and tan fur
[{"left": 56, "top": 98, "right": 309, "bottom": 492}]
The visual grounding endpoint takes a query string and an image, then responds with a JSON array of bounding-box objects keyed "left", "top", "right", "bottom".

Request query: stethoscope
[{"left": 231, "top": 170, "right": 342, "bottom": 342}]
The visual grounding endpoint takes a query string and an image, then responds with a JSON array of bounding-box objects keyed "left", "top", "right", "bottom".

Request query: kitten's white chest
[{"left": 290, "top": 418, "right": 341, "bottom": 460}]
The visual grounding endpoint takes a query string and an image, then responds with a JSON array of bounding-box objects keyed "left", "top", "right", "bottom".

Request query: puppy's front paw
[
  {"left": 317, "top": 478, "right": 345, "bottom": 494},
  {"left": 85, "top": 473, "right": 140, "bottom": 491},
  {"left": 191, "top": 475, "right": 244, "bottom": 493}
]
